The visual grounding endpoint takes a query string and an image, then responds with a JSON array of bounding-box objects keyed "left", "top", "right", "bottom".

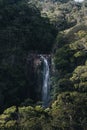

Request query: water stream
[{"left": 41, "top": 56, "right": 50, "bottom": 107}]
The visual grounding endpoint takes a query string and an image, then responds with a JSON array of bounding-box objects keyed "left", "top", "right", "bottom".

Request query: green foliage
[
  {"left": 0, "top": 1, "right": 87, "bottom": 130},
  {"left": 29, "top": 0, "right": 87, "bottom": 31},
  {"left": 52, "top": 92, "right": 87, "bottom": 130},
  {"left": 18, "top": 106, "right": 52, "bottom": 130},
  {"left": 51, "top": 26, "right": 87, "bottom": 130},
  {"left": 0, "top": 0, "right": 56, "bottom": 52},
  {"left": 0, "top": 92, "right": 86, "bottom": 130},
  {"left": 70, "top": 64, "right": 87, "bottom": 92},
  {"left": 3, "top": 106, "right": 16, "bottom": 115},
  {"left": 0, "top": 106, "right": 17, "bottom": 129},
  {"left": 52, "top": 28, "right": 87, "bottom": 96},
  {"left": 0, "top": 0, "right": 57, "bottom": 111}
]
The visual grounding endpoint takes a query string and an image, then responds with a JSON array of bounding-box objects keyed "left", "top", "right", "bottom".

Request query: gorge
[
  {"left": 0, "top": 0, "right": 87, "bottom": 130},
  {"left": 26, "top": 53, "right": 51, "bottom": 106}
]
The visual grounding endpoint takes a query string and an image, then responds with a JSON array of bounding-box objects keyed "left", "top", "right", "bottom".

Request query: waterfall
[{"left": 41, "top": 55, "right": 50, "bottom": 107}]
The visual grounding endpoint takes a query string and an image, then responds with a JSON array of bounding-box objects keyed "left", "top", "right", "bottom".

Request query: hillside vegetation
[
  {"left": 0, "top": 0, "right": 87, "bottom": 130},
  {"left": 0, "top": 0, "right": 56, "bottom": 112}
]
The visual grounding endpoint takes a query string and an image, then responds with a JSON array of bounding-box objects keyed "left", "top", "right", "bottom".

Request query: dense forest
[{"left": 0, "top": 0, "right": 87, "bottom": 130}]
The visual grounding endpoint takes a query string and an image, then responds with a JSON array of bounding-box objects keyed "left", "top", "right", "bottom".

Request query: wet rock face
[{"left": 26, "top": 53, "right": 51, "bottom": 102}]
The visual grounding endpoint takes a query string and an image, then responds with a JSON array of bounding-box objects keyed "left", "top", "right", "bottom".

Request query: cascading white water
[{"left": 41, "top": 56, "right": 50, "bottom": 107}]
